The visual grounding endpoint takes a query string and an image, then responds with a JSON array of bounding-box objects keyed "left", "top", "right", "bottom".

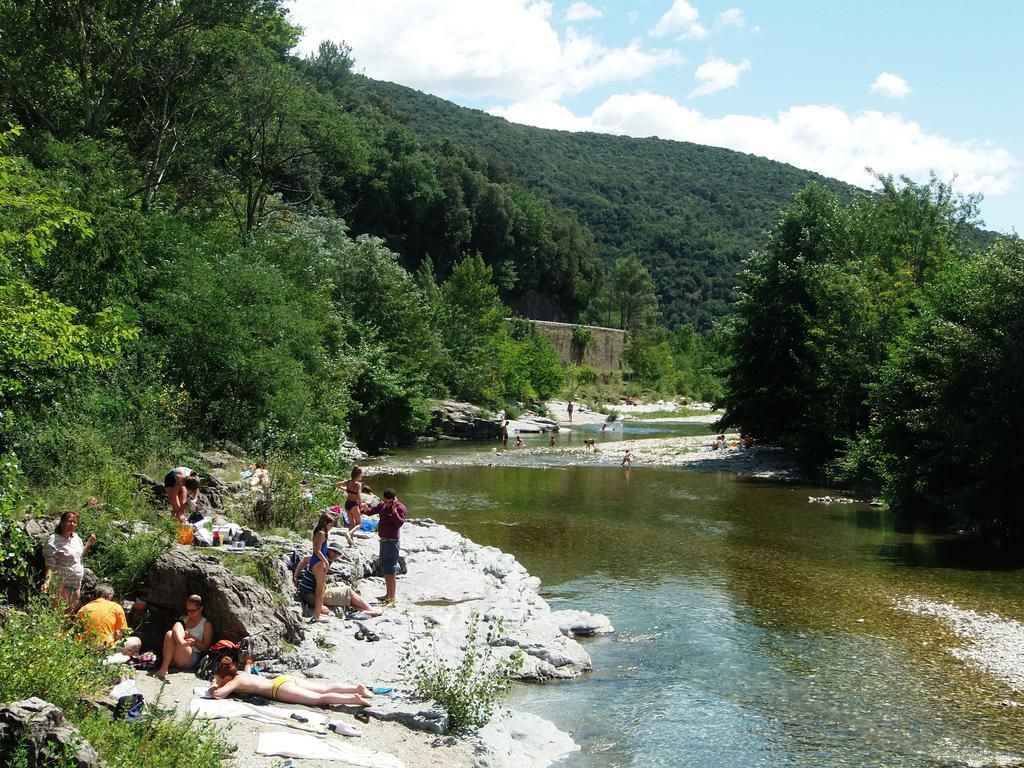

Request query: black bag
[{"left": 194, "top": 639, "right": 241, "bottom": 680}]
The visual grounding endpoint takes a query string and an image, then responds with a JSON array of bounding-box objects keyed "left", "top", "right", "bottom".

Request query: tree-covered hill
[{"left": 361, "top": 78, "right": 857, "bottom": 329}]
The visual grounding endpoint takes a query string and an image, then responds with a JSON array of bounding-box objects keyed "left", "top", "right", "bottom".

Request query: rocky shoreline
[
  {"left": 383, "top": 434, "right": 803, "bottom": 481},
  {"left": 130, "top": 518, "right": 611, "bottom": 768}
]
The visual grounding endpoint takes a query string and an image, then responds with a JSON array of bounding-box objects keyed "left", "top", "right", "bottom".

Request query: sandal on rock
[
  {"left": 354, "top": 712, "right": 370, "bottom": 724},
  {"left": 354, "top": 631, "right": 365, "bottom": 641},
  {"left": 365, "top": 632, "right": 381, "bottom": 642}
]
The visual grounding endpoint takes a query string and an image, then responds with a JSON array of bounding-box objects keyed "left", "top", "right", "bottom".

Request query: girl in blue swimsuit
[{"left": 309, "top": 513, "right": 335, "bottom": 621}]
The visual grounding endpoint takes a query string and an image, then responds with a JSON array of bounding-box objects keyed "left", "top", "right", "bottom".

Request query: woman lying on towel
[{"left": 209, "top": 657, "right": 374, "bottom": 707}]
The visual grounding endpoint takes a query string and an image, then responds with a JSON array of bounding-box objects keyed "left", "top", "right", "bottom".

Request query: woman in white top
[
  {"left": 153, "top": 594, "right": 213, "bottom": 679},
  {"left": 42, "top": 510, "right": 96, "bottom": 613}
]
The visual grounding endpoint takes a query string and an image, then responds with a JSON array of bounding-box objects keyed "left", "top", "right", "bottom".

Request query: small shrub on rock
[{"left": 408, "top": 614, "right": 523, "bottom": 731}]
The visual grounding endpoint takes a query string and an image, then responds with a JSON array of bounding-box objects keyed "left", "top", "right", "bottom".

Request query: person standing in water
[
  {"left": 567, "top": 400, "right": 574, "bottom": 422},
  {"left": 500, "top": 420, "right": 510, "bottom": 447}
]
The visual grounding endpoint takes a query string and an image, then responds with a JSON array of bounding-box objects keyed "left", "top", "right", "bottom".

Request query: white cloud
[
  {"left": 488, "top": 94, "right": 1018, "bottom": 196},
  {"left": 650, "top": 0, "right": 708, "bottom": 40},
  {"left": 489, "top": 101, "right": 594, "bottom": 131},
  {"left": 689, "top": 57, "right": 750, "bottom": 98},
  {"left": 718, "top": 8, "right": 745, "bottom": 27},
  {"left": 565, "top": 1, "right": 602, "bottom": 22},
  {"left": 870, "top": 72, "right": 912, "bottom": 99},
  {"left": 287, "top": 0, "right": 677, "bottom": 101}
]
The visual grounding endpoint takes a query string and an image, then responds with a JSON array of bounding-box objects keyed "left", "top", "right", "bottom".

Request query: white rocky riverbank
[
  {"left": 384, "top": 434, "right": 802, "bottom": 481},
  {"left": 893, "top": 597, "right": 1024, "bottom": 696},
  {"left": 135, "top": 519, "right": 611, "bottom": 768}
]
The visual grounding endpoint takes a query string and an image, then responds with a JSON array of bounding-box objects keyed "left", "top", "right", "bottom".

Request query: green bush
[
  {"left": 408, "top": 614, "right": 523, "bottom": 731},
  {"left": 75, "top": 697, "right": 231, "bottom": 768},
  {"left": 0, "top": 453, "right": 34, "bottom": 601},
  {"left": 0, "top": 599, "right": 117, "bottom": 712},
  {"left": 87, "top": 516, "right": 174, "bottom": 597}
]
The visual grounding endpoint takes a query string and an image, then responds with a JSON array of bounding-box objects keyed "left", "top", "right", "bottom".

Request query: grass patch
[{"left": 210, "top": 548, "right": 287, "bottom": 601}]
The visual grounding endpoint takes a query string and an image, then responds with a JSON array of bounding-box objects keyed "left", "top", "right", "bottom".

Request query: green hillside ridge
[{"left": 362, "top": 77, "right": 856, "bottom": 329}]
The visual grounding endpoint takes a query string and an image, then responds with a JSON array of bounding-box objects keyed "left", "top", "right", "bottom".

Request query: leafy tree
[
  {"left": 585, "top": 256, "right": 660, "bottom": 332},
  {"left": 436, "top": 254, "right": 506, "bottom": 403},
  {"left": 624, "top": 330, "right": 676, "bottom": 389},
  {"left": 863, "top": 237, "right": 1024, "bottom": 532},
  {"left": 720, "top": 177, "right": 980, "bottom": 471},
  {"left": 0, "top": 129, "right": 136, "bottom": 409}
]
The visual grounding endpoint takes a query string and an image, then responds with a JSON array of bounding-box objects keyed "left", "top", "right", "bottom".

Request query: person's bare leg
[
  {"left": 350, "top": 593, "right": 381, "bottom": 617},
  {"left": 312, "top": 562, "right": 327, "bottom": 622},
  {"left": 120, "top": 636, "right": 142, "bottom": 657},
  {"left": 277, "top": 684, "right": 372, "bottom": 708},
  {"left": 153, "top": 623, "right": 187, "bottom": 678},
  {"left": 383, "top": 574, "right": 396, "bottom": 603},
  {"left": 57, "top": 586, "right": 80, "bottom": 614},
  {"left": 294, "top": 679, "right": 373, "bottom": 697},
  {"left": 347, "top": 507, "right": 362, "bottom": 535}
]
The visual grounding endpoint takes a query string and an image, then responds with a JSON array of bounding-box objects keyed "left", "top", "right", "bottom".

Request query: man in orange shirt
[{"left": 76, "top": 583, "right": 141, "bottom": 656}]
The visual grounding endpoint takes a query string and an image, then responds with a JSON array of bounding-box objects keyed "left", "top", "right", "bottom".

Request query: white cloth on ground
[
  {"left": 189, "top": 697, "right": 330, "bottom": 727},
  {"left": 256, "top": 732, "right": 404, "bottom": 767}
]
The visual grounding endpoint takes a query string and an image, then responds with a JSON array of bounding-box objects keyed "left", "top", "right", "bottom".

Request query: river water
[{"left": 375, "top": 423, "right": 1024, "bottom": 767}]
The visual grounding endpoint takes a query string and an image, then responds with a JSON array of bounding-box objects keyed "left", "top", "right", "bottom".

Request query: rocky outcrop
[
  {"left": 286, "top": 520, "right": 612, "bottom": 685},
  {"left": 505, "top": 412, "right": 559, "bottom": 434},
  {"left": 478, "top": 711, "right": 579, "bottom": 768},
  {"left": 430, "top": 400, "right": 502, "bottom": 440},
  {"left": 139, "top": 547, "right": 304, "bottom": 659},
  {"left": 0, "top": 698, "right": 103, "bottom": 768}
]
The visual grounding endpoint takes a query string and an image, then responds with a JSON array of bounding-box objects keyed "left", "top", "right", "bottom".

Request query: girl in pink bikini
[{"left": 336, "top": 466, "right": 369, "bottom": 535}]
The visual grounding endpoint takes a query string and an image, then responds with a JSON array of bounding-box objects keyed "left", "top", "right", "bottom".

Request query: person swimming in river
[
  {"left": 208, "top": 657, "right": 373, "bottom": 707},
  {"left": 336, "top": 466, "right": 369, "bottom": 535},
  {"left": 514, "top": 435, "right": 525, "bottom": 447}
]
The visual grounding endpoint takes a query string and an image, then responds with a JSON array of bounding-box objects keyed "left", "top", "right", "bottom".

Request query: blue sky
[{"left": 288, "top": 1, "right": 1022, "bottom": 233}]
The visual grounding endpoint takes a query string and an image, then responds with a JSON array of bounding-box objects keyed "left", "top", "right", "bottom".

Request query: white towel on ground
[
  {"left": 188, "top": 697, "right": 331, "bottom": 727},
  {"left": 256, "top": 732, "right": 404, "bottom": 767}
]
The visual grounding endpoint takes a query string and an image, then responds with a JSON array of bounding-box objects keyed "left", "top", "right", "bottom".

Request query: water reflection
[{"left": 373, "top": 455, "right": 1024, "bottom": 767}]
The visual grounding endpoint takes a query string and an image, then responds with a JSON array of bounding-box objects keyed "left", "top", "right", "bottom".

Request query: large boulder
[
  {"left": 430, "top": 400, "right": 502, "bottom": 440},
  {"left": 139, "top": 547, "right": 304, "bottom": 660},
  {"left": 0, "top": 698, "right": 103, "bottom": 768}
]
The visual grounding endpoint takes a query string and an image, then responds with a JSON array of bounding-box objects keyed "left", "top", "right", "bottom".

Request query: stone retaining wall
[{"left": 515, "top": 319, "right": 625, "bottom": 374}]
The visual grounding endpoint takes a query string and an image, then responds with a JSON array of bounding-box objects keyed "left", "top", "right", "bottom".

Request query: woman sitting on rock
[
  {"left": 42, "top": 510, "right": 96, "bottom": 613},
  {"left": 209, "top": 657, "right": 374, "bottom": 707},
  {"left": 153, "top": 594, "right": 212, "bottom": 679},
  {"left": 294, "top": 541, "right": 381, "bottom": 621}
]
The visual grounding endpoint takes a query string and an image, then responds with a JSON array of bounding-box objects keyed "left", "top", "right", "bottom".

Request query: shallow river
[{"left": 376, "top": 424, "right": 1024, "bottom": 767}]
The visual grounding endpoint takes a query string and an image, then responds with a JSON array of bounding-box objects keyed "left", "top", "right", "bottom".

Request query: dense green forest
[
  {"left": 361, "top": 78, "right": 857, "bottom": 330},
  {"left": 0, "top": 0, "right": 592, "bottom": 487},
  {"left": 719, "top": 176, "right": 1022, "bottom": 536}
]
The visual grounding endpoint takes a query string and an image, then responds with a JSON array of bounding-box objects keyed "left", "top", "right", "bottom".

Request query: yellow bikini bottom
[{"left": 271, "top": 674, "right": 295, "bottom": 700}]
